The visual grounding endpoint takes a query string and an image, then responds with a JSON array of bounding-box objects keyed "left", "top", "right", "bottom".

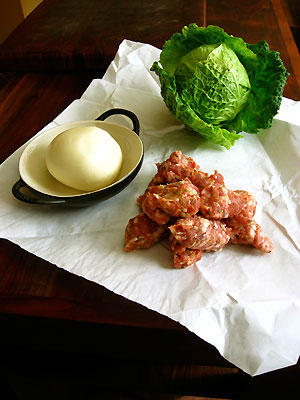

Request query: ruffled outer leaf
[{"left": 151, "top": 24, "right": 289, "bottom": 149}]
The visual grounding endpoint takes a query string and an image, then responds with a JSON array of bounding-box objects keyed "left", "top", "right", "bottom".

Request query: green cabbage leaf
[{"left": 151, "top": 24, "right": 289, "bottom": 149}]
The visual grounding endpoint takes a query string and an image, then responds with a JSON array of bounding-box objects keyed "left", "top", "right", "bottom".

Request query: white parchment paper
[{"left": 1, "top": 40, "right": 300, "bottom": 376}]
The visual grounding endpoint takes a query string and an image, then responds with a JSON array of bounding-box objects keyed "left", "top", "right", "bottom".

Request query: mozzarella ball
[{"left": 45, "top": 126, "right": 123, "bottom": 191}]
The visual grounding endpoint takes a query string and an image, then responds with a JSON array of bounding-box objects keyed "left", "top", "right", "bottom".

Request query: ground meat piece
[
  {"left": 141, "top": 178, "right": 201, "bottom": 225},
  {"left": 136, "top": 150, "right": 208, "bottom": 206},
  {"left": 148, "top": 150, "right": 210, "bottom": 190},
  {"left": 169, "top": 233, "right": 202, "bottom": 269},
  {"left": 199, "top": 174, "right": 257, "bottom": 220},
  {"left": 199, "top": 172, "right": 231, "bottom": 219},
  {"left": 225, "top": 218, "right": 273, "bottom": 253},
  {"left": 169, "top": 215, "right": 230, "bottom": 252},
  {"left": 230, "top": 190, "right": 257, "bottom": 223},
  {"left": 124, "top": 213, "right": 168, "bottom": 252},
  {"left": 227, "top": 190, "right": 246, "bottom": 217},
  {"left": 136, "top": 191, "right": 147, "bottom": 207}
]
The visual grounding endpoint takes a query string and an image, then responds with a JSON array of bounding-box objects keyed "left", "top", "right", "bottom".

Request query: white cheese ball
[{"left": 45, "top": 126, "right": 123, "bottom": 191}]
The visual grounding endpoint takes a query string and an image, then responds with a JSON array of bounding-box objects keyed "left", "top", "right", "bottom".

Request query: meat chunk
[
  {"left": 124, "top": 213, "right": 168, "bottom": 252},
  {"left": 230, "top": 190, "right": 257, "bottom": 223},
  {"left": 199, "top": 172, "right": 232, "bottom": 219},
  {"left": 169, "top": 233, "right": 202, "bottom": 269},
  {"left": 137, "top": 150, "right": 208, "bottom": 206},
  {"left": 199, "top": 173, "right": 257, "bottom": 220},
  {"left": 141, "top": 178, "right": 201, "bottom": 225},
  {"left": 138, "top": 150, "right": 209, "bottom": 197},
  {"left": 169, "top": 215, "right": 230, "bottom": 252},
  {"left": 225, "top": 218, "right": 273, "bottom": 253}
]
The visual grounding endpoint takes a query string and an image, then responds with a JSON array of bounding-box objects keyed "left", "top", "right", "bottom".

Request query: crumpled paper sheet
[{"left": 1, "top": 39, "right": 300, "bottom": 376}]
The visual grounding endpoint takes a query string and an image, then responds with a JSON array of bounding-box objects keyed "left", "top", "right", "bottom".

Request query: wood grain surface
[
  {"left": 206, "top": 0, "right": 300, "bottom": 100},
  {"left": 0, "top": 0, "right": 205, "bottom": 73},
  {"left": 0, "top": 0, "right": 299, "bottom": 99}
]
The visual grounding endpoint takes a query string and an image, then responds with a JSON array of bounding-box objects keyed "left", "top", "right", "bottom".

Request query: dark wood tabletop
[
  {"left": 0, "top": 0, "right": 205, "bottom": 72},
  {"left": 0, "top": 0, "right": 300, "bottom": 398},
  {"left": 0, "top": 0, "right": 299, "bottom": 100}
]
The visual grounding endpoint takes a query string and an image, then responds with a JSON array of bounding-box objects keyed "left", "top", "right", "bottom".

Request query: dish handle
[
  {"left": 12, "top": 179, "right": 66, "bottom": 205},
  {"left": 97, "top": 108, "right": 140, "bottom": 135}
]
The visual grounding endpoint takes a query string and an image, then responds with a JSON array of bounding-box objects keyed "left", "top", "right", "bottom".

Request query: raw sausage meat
[
  {"left": 199, "top": 172, "right": 232, "bottom": 219},
  {"left": 137, "top": 151, "right": 210, "bottom": 206},
  {"left": 124, "top": 213, "right": 169, "bottom": 252},
  {"left": 169, "top": 215, "right": 230, "bottom": 252},
  {"left": 141, "top": 178, "right": 201, "bottom": 225},
  {"left": 125, "top": 150, "right": 273, "bottom": 268},
  {"left": 169, "top": 233, "right": 202, "bottom": 269},
  {"left": 230, "top": 190, "right": 257, "bottom": 223},
  {"left": 225, "top": 217, "right": 273, "bottom": 253},
  {"left": 199, "top": 174, "right": 257, "bottom": 220},
  {"left": 148, "top": 150, "right": 210, "bottom": 189}
]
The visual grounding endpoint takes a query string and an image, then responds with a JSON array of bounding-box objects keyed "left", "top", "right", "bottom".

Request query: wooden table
[
  {"left": 0, "top": 1, "right": 300, "bottom": 398},
  {"left": 0, "top": 0, "right": 299, "bottom": 100}
]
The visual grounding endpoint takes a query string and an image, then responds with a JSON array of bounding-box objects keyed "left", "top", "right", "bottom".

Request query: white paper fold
[{"left": 1, "top": 40, "right": 300, "bottom": 376}]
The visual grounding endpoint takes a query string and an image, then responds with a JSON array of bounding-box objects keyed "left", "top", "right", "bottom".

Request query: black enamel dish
[{"left": 12, "top": 108, "right": 143, "bottom": 206}]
